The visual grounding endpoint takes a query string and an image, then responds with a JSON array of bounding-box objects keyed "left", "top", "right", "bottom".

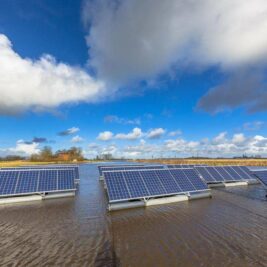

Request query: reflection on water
[{"left": 0, "top": 164, "right": 267, "bottom": 267}]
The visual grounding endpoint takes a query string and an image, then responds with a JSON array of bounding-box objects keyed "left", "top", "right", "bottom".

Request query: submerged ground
[{"left": 0, "top": 164, "right": 266, "bottom": 266}]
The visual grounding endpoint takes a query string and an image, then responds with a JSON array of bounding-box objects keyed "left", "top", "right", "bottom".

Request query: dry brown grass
[{"left": 135, "top": 158, "right": 267, "bottom": 166}]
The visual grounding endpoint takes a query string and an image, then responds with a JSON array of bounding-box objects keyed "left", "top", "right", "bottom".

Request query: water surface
[{"left": 0, "top": 164, "right": 267, "bottom": 267}]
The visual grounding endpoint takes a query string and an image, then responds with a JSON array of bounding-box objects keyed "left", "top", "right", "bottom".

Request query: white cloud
[
  {"left": 97, "top": 131, "right": 114, "bottom": 141},
  {"left": 168, "top": 130, "right": 182, "bottom": 137},
  {"left": 212, "top": 132, "right": 228, "bottom": 145},
  {"left": 115, "top": 127, "right": 143, "bottom": 140},
  {"left": 0, "top": 34, "right": 106, "bottom": 114},
  {"left": 232, "top": 133, "right": 246, "bottom": 144},
  {"left": 71, "top": 135, "right": 84, "bottom": 143},
  {"left": 83, "top": 0, "right": 267, "bottom": 86},
  {"left": 147, "top": 128, "right": 166, "bottom": 139},
  {"left": 85, "top": 132, "right": 267, "bottom": 159},
  {"left": 0, "top": 140, "right": 40, "bottom": 157}
]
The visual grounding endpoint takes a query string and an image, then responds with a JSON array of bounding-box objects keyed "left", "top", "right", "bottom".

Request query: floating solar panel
[
  {"left": 1, "top": 165, "right": 79, "bottom": 180},
  {"left": 0, "top": 169, "right": 76, "bottom": 197},
  {"left": 99, "top": 165, "right": 164, "bottom": 176},
  {"left": 104, "top": 168, "right": 209, "bottom": 203},
  {"left": 195, "top": 166, "right": 255, "bottom": 183},
  {"left": 253, "top": 170, "right": 267, "bottom": 187}
]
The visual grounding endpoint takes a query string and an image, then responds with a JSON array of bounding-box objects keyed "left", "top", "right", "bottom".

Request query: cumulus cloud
[
  {"left": 0, "top": 34, "right": 107, "bottom": 115},
  {"left": 82, "top": 0, "right": 267, "bottom": 112},
  {"left": 58, "top": 127, "right": 80, "bottom": 136},
  {"left": 97, "top": 131, "right": 114, "bottom": 141},
  {"left": 89, "top": 132, "right": 267, "bottom": 159},
  {"left": 115, "top": 127, "right": 143, "bottom": 140},
  {"left": 0, "top": 140, "right": 40, "bottom": 157},
  {"left": 71, "top": 135, "right": 84, "bottom": 143},
  {"left": 146, "top": 128, "right": 165, "bottom": 139},
  {"left": 104, "top": 115, "right": 141, "bottom": 125},
  {"left": 212, "top": 132, "right": 228, "bottom": 145}
]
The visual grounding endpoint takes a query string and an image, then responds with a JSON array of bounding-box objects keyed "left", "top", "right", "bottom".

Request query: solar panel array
[
  {"left": 195, "top": 166, "right": 254, "bottom": 183},
  {"left": 167, "top": 164, "right": 207, "bottom": 169},
  {"left": 0, "top": 169, "right": 76, "bottom": 197},
  {"left": 104, "top": 168, "right": 208, "bottom": 203},
  {"left": 253, "top": 170, "right": 267, "bottom": 187},
  {"left": 1, "top": 165, "right": 79, "bottom": 180},
  {"left": 99, "top": 165, "right": 164, "bottom": 176}
]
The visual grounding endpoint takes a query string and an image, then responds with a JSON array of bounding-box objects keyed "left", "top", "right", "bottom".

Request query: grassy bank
[{"left": 136, "top": 158, "right": 267, "bottom": 166}]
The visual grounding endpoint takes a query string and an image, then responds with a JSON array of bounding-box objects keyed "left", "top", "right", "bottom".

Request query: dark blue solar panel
[
  {"left": 2, "top": 166, "right": 79, "bottom": 180},
  {"left": 139, "top": 170, "right": 167, "bottom": 196},
  {"left": 169, "top": 169, "right": 196, "bottom": 192},
  {"left": 205, "top": 167, "right": 224, "bottom": 182},
  {"left": 0, "top": 169, "right": 75, "bottom": 196},
  {"left": 195, "top": 167, "right": 215, "bottom": 182},
  {"left": 16, "top": 171, "right": 38, "bottom": 194},
  {"left": 253, "top": 171, "right": 267, "bottom": 186},
  {"left": 38, "top": 170, "right": 58, "bottom": 192},
  {"left": 223, "top": 166, "right": 242, "bottom": 181},
  {"left": 99, "top": 165, "right": 164, "bottom": 176},
  {"left": 182, "top": 169, "right": 208, "bottom": 190},
  {"left": 154, "top": 170, "right": 182, "bottom": 194},
  {"left": 58, "top": 170, "right": 75, "bottom": 190},
  {"left": 214, "top": 167, "right": 234, "bottom": 181},
  {"left": 104, "top": 172, "right": 130, "bottom": 201},
  {"left": 122, "top": 171, "right": 149, "bottom": 198},
  {"left": 237, "top": 166, "right": 254, "bottom": 179},
  {"left": 0, "top": 171, "right": 19, "bottom": 195},
  {"left": 104, "top": 168, "right": 209, "bottom": 203}
]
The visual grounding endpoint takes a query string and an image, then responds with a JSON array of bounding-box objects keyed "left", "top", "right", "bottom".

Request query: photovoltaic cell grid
[
  {"left": 98, "top": 165, "right": 148, "bottom": 176},
  {"left": 1, "top": 165, "right": 79, "bottom": 180},
  {"left": 195, "top": 166, "right": 254, "bottom": 183},
  {"left": 253, "top": 170, "right": 267, "bottom": 187},
  {"left": 99, "top": 165, "right": 164, "bottom": 176},
  {"left": 104, "top": 168, "right": 209, "bottom": 203},
  {"left": 0, "top": 169, "right": 76, "bottom": 197}
]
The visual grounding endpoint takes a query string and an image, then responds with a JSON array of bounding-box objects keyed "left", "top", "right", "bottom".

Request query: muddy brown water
[{"left": 0, "top": 164, "right": 267, "bottom": 267}]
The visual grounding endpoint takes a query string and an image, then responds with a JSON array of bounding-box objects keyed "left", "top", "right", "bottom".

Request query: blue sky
[{"left": 0, "top": 0, "right": 267, "bottom": 159}]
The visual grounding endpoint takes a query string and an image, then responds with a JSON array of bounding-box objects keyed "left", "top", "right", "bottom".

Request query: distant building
[{"left": 57, "top": 152, "right": 71, "bottom": 161}]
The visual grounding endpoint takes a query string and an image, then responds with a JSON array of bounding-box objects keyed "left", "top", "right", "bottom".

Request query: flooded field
[{"left": 0, "top": 164, "right": 267, "bottom": 267}]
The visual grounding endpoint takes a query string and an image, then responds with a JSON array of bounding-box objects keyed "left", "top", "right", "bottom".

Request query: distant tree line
[
  {"left": 30, "top": 146, "right": 84, "bottom": 162},
  {"left": 0, "top": 155, "right": 26, "bottom": 161}
]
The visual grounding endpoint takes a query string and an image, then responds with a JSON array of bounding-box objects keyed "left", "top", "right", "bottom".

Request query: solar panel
[
  {"left": 182, "top": 168, "right": 208, "bottom": 190},
  {"left": 104, "top": 172, "right": 130, "bottom": 201},
  {"left": 206, "top": 167, "right": 225, "bottom": 182},
  {"left": 1, "top": 165, "right": 79, "bottom": 180},
  {"left": 195, "top": 166, "right": 255, "bottom": 183},
  {"left": 0, "top": 169, "right": 76, "bottom": 197},
  {"left": 195, "top": 167, "right": 216, "bottom": 182},
  {"left": 223, "top": 166, "right": 243, "bottom": 180},
  {"left": 154, "top": 170, "right": 182, "bottom": 194},
  {"left": 253, "top": 170, "right": 267, "bottom": 187},
  {"left": 169, "top": 169, "right": 196, "bottom": 192},
  {"left": 99, "top": 165, "right": 164, "bottom": 176},
  {"left": 139, "top": 170, "right": 167, "bottom": 195},
  {"left": 237, "top": 166, "right": 255, "bottom": 180},
  {"left": 104, "top": 168, "right": 209, "bottom": 203}
]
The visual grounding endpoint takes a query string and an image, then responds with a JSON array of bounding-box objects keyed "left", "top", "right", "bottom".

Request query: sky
[{"left": 0, "top": 0, "right": 267, "bottom": 159}]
